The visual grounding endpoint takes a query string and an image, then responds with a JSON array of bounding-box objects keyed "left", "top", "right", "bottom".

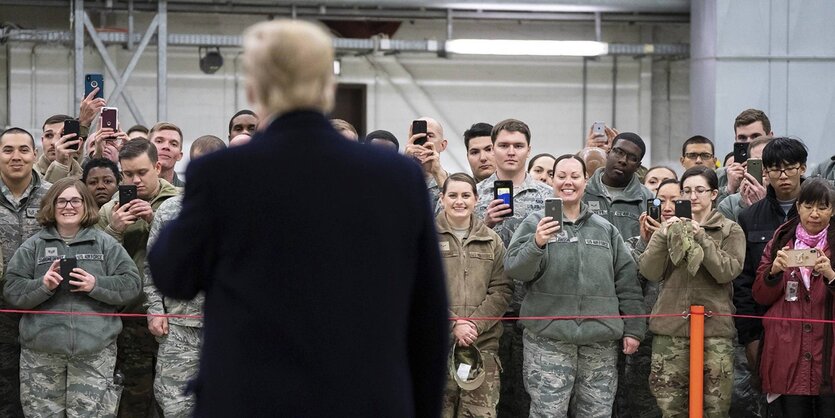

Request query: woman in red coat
[{"left": 754, "top": 178, "right": 835, "bottom": 416}]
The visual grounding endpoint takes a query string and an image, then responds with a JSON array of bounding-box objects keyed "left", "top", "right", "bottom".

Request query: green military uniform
[
  {"left": 505, "top": 203, "right": 645, "bottom": 418},
  {"left": 143, "top": 196, "right": 203, "bottom": 417},
  {"left": 474, "top": 172, "right": 552, "bottom": 418},
  {"left": 810, "top": 155, "right": 835, "bottom": 187},
  {"left": 98, "top": 179, "right": 178, "bottom": 418},
  {"left": 436, "top": 213, "right": 512, "bottom": 418},
  {"left": 0, "top": 170, "right": 50, "bottom": 418},
  {"left": 3, "top": 225, "right": 141, "bottom": 417},
  {"left": 34, "top": 153, "right": 83, "bottom": 183},
  {"left": 639, "top": 210, "right": 745, "bottom": 418}
]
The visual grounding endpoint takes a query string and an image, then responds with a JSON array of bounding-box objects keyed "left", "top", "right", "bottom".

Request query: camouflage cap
[{"left": 448, "top": 343, "right": 486, "bottom": 391}]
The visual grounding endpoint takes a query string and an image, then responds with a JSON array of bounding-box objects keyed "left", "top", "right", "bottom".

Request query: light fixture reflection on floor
[{"left": 445, "top": 39, "right": 609, "bottom": 57}]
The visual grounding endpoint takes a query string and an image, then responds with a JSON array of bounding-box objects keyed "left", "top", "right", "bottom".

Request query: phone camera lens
[{"left": 91, "top": 81, "right": 98, "bottom": 88}]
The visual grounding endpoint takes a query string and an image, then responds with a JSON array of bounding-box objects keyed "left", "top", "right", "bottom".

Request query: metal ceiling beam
[
  {"left": 0, "top": 1, "right": 689, "bottom": 23},
  {"left": 3, "top": 29, "right": 690, "bottom": 56}
]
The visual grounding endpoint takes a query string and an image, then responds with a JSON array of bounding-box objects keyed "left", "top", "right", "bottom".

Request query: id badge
[{"left": 785, "top": 281, "right": 799, "bottom": 302}]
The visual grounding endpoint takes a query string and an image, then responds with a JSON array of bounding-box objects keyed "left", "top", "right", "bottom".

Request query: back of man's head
[
  {"left": 762, "top": 137, "right": 807, "bottom": 168},
  {"left": 119, "top": 137, "right": 158, "bottom": 164},
  {"left": 491, "top": 119, "right": 531, "bottom": 144},
  {"left": 242, "top": 20, "right": 335, "bottom": 116},
  {"left": 734, "top": 109, "right": 771, "bottom": 134},
  {"left": 190, "top": 135, "right": 227, "bottom": 159},
  {"left": 463, "top": 123, "right": 493, "bottom": 149}
]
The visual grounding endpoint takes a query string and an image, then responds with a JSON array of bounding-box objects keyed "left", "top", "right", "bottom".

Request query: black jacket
[
  {"left": 734, "top": 184, "right": 799, "bottom": 346},
  {"left": 148, "top": 110, "right": 449, "bottom": 417}
]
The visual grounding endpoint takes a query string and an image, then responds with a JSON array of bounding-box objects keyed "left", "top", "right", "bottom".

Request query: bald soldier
[{"left": 404, "top": 117, "right": 449, "bottom": 213}]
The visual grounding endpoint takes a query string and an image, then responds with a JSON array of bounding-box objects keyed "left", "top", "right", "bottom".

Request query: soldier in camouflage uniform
[
  {"left": 0, "top": 127, "right": 52, "bottom": 418},
  {"left": 639, "top": 167, "right": 745, "bottom": 418},
  {"left": 97, "top": 139, "right": 179, "bottom": 417},
  {"left": 143, "top": 137, "right": 225, "bottom": 417},
  {"left": 404, "top": 117, "right": 450, "bottom": 213},
  {"left": 3, "top": 177, "right": 141, "bottom": 417},
  {"left": 473, "top": 119, "right": 552, "bottom": 418}
]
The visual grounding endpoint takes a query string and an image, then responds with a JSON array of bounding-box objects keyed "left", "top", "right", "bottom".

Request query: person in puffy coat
[
  {"left": 754, "top": 178, "right": 835, "bottom": 417},
  {"left": 3, "top": 178, "right": 140, "bottom": 416},
  {"left": 437, "top": 172, "right": 512, "bottom": 418}
]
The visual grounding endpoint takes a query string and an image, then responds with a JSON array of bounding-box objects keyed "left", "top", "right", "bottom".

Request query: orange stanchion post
[{"left": 689, "top": 305, "right": 704, "bottom": 418}]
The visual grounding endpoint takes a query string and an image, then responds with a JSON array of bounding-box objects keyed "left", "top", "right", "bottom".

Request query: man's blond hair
[{"left": 242, "top": 20, "right": 335, "bottom": 116}]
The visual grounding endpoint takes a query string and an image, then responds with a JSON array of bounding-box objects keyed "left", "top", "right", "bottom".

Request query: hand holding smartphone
[
  {"left": 119, "top": 185, "right": 137, "bottom": 207},
  {"left": 411, "top": 120, "right": 428, "bottom": 146},
  {"left": 734, "top": 142, "right": 749, "bottom": 164},
  {"left": 101, "top": 107, "right": 118, "bottom": 130},
  {"left": 85, "top": 74, "right": 104, "bottom": 99},
  {"left": 494, "top": 180, "right": 514, "bottom": 217},
  {"left": 592, "top": 122, "right": 607, "bottom": 143},
  {"left": 785, "top": 248, "right": 819, "bottom": 268},
  {"left": 545, "top": 198, "right": 563, "bottom": 223},
  {"left": 647, "top": 198, "right": 662, "bottom": 221},
  {"left": 746, "top": 159, "right": 763, "bottom": 185},
  {"left": 674, "top": 199, "right": 692, "bottom": 219},
  {"left": 59, "top": 257, "right": 78, "bottom": 290},
  {"left": 62, "top": 119, "right": 81, "bottom": 151}
]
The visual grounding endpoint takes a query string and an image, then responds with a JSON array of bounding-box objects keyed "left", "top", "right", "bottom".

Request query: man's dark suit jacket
[{"left": 147, "top": 110, "right": 449, "bottom": 417}]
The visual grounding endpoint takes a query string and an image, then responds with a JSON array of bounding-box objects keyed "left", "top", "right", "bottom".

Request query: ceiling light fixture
[{"left": 444, "top": 39, "right": 609, "bottom": 57}]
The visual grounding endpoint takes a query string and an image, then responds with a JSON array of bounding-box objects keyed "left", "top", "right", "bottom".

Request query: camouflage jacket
[
  {"left": 144, "top": 196, "right": 204, "bottom": 327},
  {"left": 97, "top": 179, "right": 179, "bottom": 313},
  {"left": 0, "top": 171, "right": 51, "bottom": 343},
  {"left": 474, "top": 173, "right": 552, "bottom": 314},
  {"left": 583, "top": 167, "right": 652, "bottom": 241}
]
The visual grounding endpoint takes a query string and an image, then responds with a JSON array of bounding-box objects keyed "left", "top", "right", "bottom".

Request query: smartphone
[
  {"left": 785, "top": 248, "right": 819, "bottom": 268},
  {"left": 592, "top": 121, "right": 606, "bottom": 142},
  {"left": 412, "top": 120, "right": 428, "bottom": 146},
  {"left": 59, "top": 257, "right": 77, "bottom": 290},
  {"left": 494, "top": 180, "right": 514, "bottom": 217},
  {"left": 101, "top": 107, "right": 118, "bottom": 130},
  {"left": 118, "top": 185, "right": 137, "bottom": 206},
  {"left": 674, "top": 199, "right": 692, "bottom": 219},
  {"left": 85, "top": 73, "right": 104, "bottom": 99},
  {"left": 62, "top": 119, "right": 81, "bottom": 151},
  {"left": 734, "top": 142, "right": 749, "bottom": 164},
  {"left": 545, "top": 198, "right": 563, "bottom": 224},
  {"left": 746, "top": 159, "right": 763, "bottom": 185},
  {"left": 647, "top": 198, "right": 662, "bottom": 222}
]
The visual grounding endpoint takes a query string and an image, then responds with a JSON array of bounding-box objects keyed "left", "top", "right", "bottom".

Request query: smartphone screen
[
  {"left": 674, "top": 199, "right": 692, "bottom": 219},
  {"left": 119, "top": 185, "right": 137, "bottom": 206},
  {"left": 101, "top": 107, "right": 118, "bottom": 130},
  {"left": 85, "top": 74, "right": 104, "bottom": 99},
  {"left": 412, "top": 120, "right": 428, "bottom": 146},
  {"left": 494, "top": 180, "right": 514, "bottom": 217},
  {"left": 647, "top": 198, "right": 662, "bottom": 221},
  {"left": 59, "top": 257, "right": 77, "bottom": 290},
  {"left": 746, "top": 159, "right": 763, "bottom": 185},
  {"left": 734, "top": 142, "right": 749, "bottom": 164},
  {"left": 545, "top": 198, "right": 563, "bottom": 223},
  {"left": 62, "top": 119, "right": 81, "bottom": 151}
]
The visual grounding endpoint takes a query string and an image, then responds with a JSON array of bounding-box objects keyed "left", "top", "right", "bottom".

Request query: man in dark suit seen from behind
[{"left": 147, "top": 19, "right": 449, "bottom": 418}]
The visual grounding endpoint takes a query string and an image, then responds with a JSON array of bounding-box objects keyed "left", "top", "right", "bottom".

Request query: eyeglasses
[
  {"left": 611, "top": 147, "right": 640, "bottom": 164},
  {"left": 55, "top": 198, "right": 83, "bottom": 209},
  {"left": 766, "top": 165, "right": 801, "bottom": 179},
  {"left": 681, "top": 187, "right": 713, "bottom": 196},
  {"left": 684, "top": 152, "right": 714, "bottom": 161}
]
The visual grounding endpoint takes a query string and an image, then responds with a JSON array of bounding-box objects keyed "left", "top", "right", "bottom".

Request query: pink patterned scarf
[{"left": 795, "top": 223, "right": 828, "bottom": 289}]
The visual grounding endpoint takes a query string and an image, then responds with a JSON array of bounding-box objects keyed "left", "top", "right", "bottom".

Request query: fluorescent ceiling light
[{"left": 445, "top": 39, "right": 608, "bottom": 57}]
